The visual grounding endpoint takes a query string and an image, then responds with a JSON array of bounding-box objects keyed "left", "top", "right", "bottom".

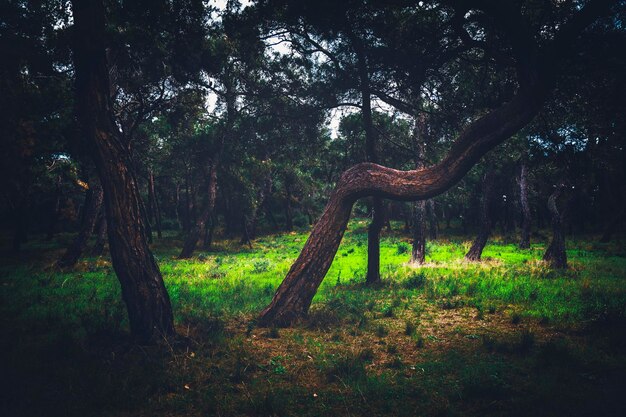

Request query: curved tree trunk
[
  {"left": 57, "top": 183, "right": 103, "bottom": 267},
  {"left": 256, "top": 0, "right": 609, "bottom": 325},
  {"left": 465, "top": 170, "right": 495, "bottom": 261},
  {"left": 543, "top": 187, "right": 568, "bottom": 269},
  {"left": 72, "top": 0, "right": 174, "bottom": 343},
  {"left": 519, "top": 162, "right": 531, "bottom": 248},
  {"left": 258, "top": 74, "right": 552, "bottom": 326}
]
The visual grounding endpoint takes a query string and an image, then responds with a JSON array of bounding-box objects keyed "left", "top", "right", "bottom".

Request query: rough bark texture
[
  {"left": 543, "top": 187, "right": 568, "bottom": 269},
  {"left": 465, "top": 170, "right": 495, "bottom": 261},
  {"left": 72, "top": 0, "right": 174, "bottom": 343},
  {"left": 519, "top": 162, "right": 531, "bottom": 248},
  {"left": 57, "top": 183, "right": 103, "bottom": 268}
]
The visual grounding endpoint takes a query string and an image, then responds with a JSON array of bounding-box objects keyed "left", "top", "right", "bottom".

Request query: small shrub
[
  {"left": 375, "top": 324, "right": 388, "bottom": 338},
  {"left": 264, "top": 327, "right": 280, "bottom": 339},
  {"left": 358, "top": 348, "right": 375, "bottom": 362},
  {"left": 326, "top": 354, "right": 367, "bottom": 382},
  {"left": 413, "top": 333, "right": 424, "bottom": 348},
  {"left": 396, "top": 242, "right": 410, "bottom": 255},
  {"left": 381, "top": 305, "right": 394, "bottom": 318},
  {"left": 404, "top": 320, "right": 416, "bottom": 336},
  {"left": 252, "top": 258, "right": 271, "bottom": 273},
  {"left": 386, "top": 344, "right": 398, "bottom": 354},
  {"left": 403, "top": 272, "right": 427, "bottom": 289},
  {"left": 511, "top": 312, "right": 522, "bottom": 325}
]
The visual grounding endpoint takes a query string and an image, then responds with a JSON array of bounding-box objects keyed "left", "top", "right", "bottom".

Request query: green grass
[{"left": 1, "top": 220, "right": 625, "bottom": 416}]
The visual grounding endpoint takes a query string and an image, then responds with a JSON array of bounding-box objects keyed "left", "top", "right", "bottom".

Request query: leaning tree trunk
[
  {"left": 465, "top": 170, "right": 495, "bottom": 261},
  {"left": 72, "top": 0, "right": 174, "bottom": 343},
  {"left": 543, "top": 187, "right": 568, "bottom": 269},
  {"left": 254, "top": 0, "right": 607, "bottom": 323},
  {"left": 57, "top": 183, "right": 103, "bottom": 268},
  {"left": 519, "top": 162, "right": 531, "bottom": 248},
  {"left": 257, "top": 75, "right": 554, "bottom": 326}
]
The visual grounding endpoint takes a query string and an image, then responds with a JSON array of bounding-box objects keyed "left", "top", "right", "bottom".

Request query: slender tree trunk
[
  {"left": 353, "top": 34, "right": 384, "bottom": 285},
  {"left": 465, "top": 170, "right": 495, "bottom": 261},
  {"left": 519, "top": 162, "right": 531, "bottom": 248},
  {"left": 57, "top": 183, "right": 104, "bottom": 267},
  {"left": 46, "top": 175, "right": 62, "bottom": 240},
  {"left": 599, "top": 207, "right": 624, "bottom": 243},
  {"left": 71, "top": 0, "right": 174, "bottom": 343},
  {"left": 284, "top": 182, "right": 294, "bottom": 231},
  {"left": 179, "top": 158, "right": 219, "bottom": 258},
  {"left": 543, "top": 186, "right": 568, "bottom": 268},
  {"left": 148, "top": 169, "right": 162, "bottom": 238},
  {"left": 427, "top": 199, "right": 438, "bottom": 240},
  {"left": 411, "top": 113, "right": 427, "bottom": 265},
  {"left": 411, "top": 201, "right": 427, "bottom": 264},
  {"left": 91, "top": 207, "right": 107, "bottom": 256},
  {"left": 175, "top": 183, "right": 182, "bottom": 231}
]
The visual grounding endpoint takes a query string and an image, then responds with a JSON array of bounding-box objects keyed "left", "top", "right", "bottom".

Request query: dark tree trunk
[
  {"left": 46, "top": 175, "right": 62, "bottom": 240},
  {"left": 411, "top": 201, "right": 427, "bottom": 265},
  {"left": 175, "top": 183, "right": 182, "bottom": 230},
  {"left": 203, "top": 213, "right": 216, "bottom": 250},
  {"left": 519, "top": 162, "right": 531, "bottom": 248},
  {"left": 427, "top": 199, "right": 438, "bottom": 240},
  {"left": 57, "top": 183, "right": 104, "bottom": 267},
  {"left": 179, "top": 158, "right": 219, "bottom": 258},
  {"left": 352, "top": 32, "right": 384, "bottom": 286},
  {"left": 465, "top": 170, "right": 495, "bottom": 261},
  {"left": 91, "top": 207, "right": 107, "bottom": 256},
  {"left": 11, "top": 198, "right": 28, "bottom": 253},
  {"left": 148, "top": 169, "right": 162, "bottom": 239},
  {"left": 284, "top": 182, "right": 294, "bottom": 231},
  {"left": 71, "top": 0, "right": 174, "bottom": 343},
  {"left": 599, "top": 208, "right": 624, "bottom": 243},
  {"left": 543, "top": 186, "right": 568, "bottom": 269},
  {"left": 411, "top": 113, "right": 427, "bottom": 265}
]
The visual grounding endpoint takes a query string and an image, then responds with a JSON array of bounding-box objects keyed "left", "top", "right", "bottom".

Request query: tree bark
[
  {"left": 543, "top": 186, "right": 568, "bottom": 269},
  {"left": 465, "top": 170, "right": 495, "bottom": 261},
  {"left": 57, "top": 183, "right": 103, "bottom": 267},
  {"left": 519, "top": 162, "right": 531, "bottom": 248},
  {"left": 71, "top": 0, "right": 174, "bottom": 343}
]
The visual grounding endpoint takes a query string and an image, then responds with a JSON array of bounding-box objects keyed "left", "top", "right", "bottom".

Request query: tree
[
  {"left": 71, "top": 0, "right": 174, "bottom": 343},
  {"left": 257, "top": 0, "right": 615, "bottom": 326},
  {"left": 464, "top": 169, "right": 495, "bottom": 261}
]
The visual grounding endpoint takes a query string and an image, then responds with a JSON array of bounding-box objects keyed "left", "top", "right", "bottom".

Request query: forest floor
[{"left": 1, "top": 220, "right": 625, "bottom": 416}]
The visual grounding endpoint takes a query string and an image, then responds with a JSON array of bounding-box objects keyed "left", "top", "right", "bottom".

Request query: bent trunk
[
  {"left": 57, "top": 183, "right": 103, "bottom": 267},
  {"left": 465, "top": 170, "right": 495, "bottom": 261},
  {"left": 543, "top": 187, "right": 568, "bottom": 269},
  {"left": 258, "top": 73, "right": 552, "bottom": 326},
  {"left": 72, "top": 0, "right": 174, "bottom": 343}
]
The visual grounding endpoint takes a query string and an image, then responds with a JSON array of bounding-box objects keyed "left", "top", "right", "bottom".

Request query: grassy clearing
[{"left": 1, "top": 220, "right": 625, "bottom": 416}]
